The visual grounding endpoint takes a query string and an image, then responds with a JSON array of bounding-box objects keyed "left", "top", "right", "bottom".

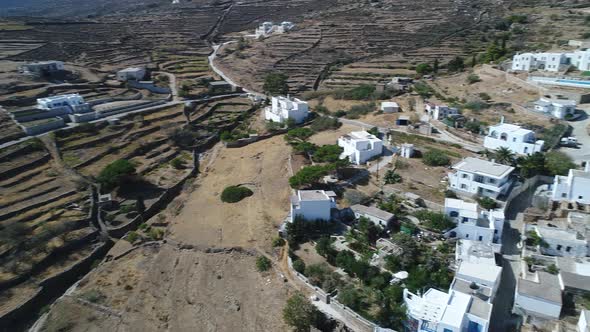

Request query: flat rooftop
[
  {"left": 298, "top": 190, "right": 335, "bottom": 201},
  {"left": 452, "top": 157, "right": 515, "bottom": 179},
  {"left": 489, "top": 123, "right": 533, "bottom": 136},
  {"left": 518, "top": 271, "right": 562, "bottom": 304},
  {"left": 457, "top": 261, "right": 502, "bottom": 284},
  {"left": 456, "top": 240, "right": 496, "bottom": 265},
  {"left": 351, "top": 204, "right": 394, "bottom": 221},
  {"left": 343, "top": 131, "right": 380, "bottom": 141}
]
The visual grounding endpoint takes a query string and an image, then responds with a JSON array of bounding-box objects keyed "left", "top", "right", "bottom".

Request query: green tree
[
  {"left": 283, "top": 293, "right": 322, "bottom": 332},
  {"left": 433, "top": 58, "right": 439, "bottom": 73},
  {"left": 477, "top": 196, "right": 497, "bottom": 210},
  {"left": 221, "top": 185, "right": 254, "bottom": 203},
  {"left": 289, "top": 165, "right": 333, "bottom": 188},
  {"left": 284, "top": 128, "right": 314, "bottom": 143},
  {"left": 315, "top": 237, "right": 336, "bottom": 258},
  {"left": 545, "top": 151, "right": 576, "bottom": 176},
  {"left": 263, "top": 72, "right": 289, "bottom": 95},
  {"left": 97, "top": 159, "right": 136, "bottom": 191},
  {"left": 494, "top": 147, "right": 516, "bottom": 165},
  {"left": 447, "top": 56, "right": 465, "bottom": 72},
  {"left": 415, "top": 63, "right": 433, "bottom": 75},
  {"left": 517, "top": 152, "right": 546, "bottom": 178},
  {"left": 292, "top": 259, "right": 306, "bottom": 273},
  {"left": 422, "top": 149, "right": 451, "bottom": 166},
  {"left": 313, "top": 144, "right": 343, "bottom": 163}
]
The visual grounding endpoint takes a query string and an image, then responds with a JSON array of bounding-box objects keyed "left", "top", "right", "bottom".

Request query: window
[
  {"left": 579, "top": 196, "right": 584, "bottom": 200},
  {"left": 562, "top": 193, "right": 567, "bottom": 198},
  {"left": 462, "top": 217, "right": 468, "bottom": 223},
  {"left": 465, "top": 234, "right": 469, "bottom": 238},
  {"left": 488, "top": 178, "right": 496, "bottom": 184},
  {"left": 494, "top": 230, "right": 498, "bottom": 234},
  {"left": 566, "top": 246, "right": 572, "bottom": 252},
  {"left": 557, "top": 245, "right": 562, "bottom": 251},
  {"left": 450, "top": 211, "right": 459, "bottom": 218},
  {"left": 444, "top": 329, "right": 453, "bottom": 332},
  {"left": 478, "top": 236, "right": 483, "bottom": 241},
  {"left": 462, "top": 174, "right": 469, "bottom": 179},
  {"left": 461, "top": 184, "right": 468, "bottom": 189}
]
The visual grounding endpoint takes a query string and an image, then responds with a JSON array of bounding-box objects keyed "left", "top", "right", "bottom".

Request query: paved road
[{"left": 557, "top": 107, "right": 590, "bottom": 164}]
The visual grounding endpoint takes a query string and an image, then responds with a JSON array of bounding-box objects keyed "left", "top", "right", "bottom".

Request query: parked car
[{"left": 560, "top": 137, "right": 578, "bottom": 147}]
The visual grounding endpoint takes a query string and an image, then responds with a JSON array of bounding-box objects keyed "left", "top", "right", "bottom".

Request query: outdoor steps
[{"left": 0, "top": 189, "right": 78, "bottom": 222}]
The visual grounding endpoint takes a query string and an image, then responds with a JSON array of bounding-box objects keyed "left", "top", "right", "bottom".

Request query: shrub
[
  {"left": 384, "top": 170, "right": 402, "bottom": 184},
  {"left": 545, "top": 151, "right": 576, "bottom": 176},
  {"left": 256, "top": 256, "right": 272, "bottom": 272},
  {"left": 346, "top": 103, "right": 375, "bottom": 119},
  {"left": 334, "top": 110, "right": 347, "bottom": 117},
  {"left": 416, "top": 63, "right": 433, "bottom": 75},
  {"left": 422, "top": 149, "right": 450, "bottom": 166},
  {"left": 272, "top": 237, "right": 285, "bottom": 247},
  {"left": 414, "top": 210, "right": 455, "bottom": 232},
  {"left": 289, "top": 165, "right": 333, "bottom": 188},
  {"left": 464, "top": 120, "right": 482, "bottom": 134},
  {"left": 313, "top": 145, "right": 343, "bottom": 163},
  {"left": 220, "top": 185, "right": 254, "bottom": 203},
  {"left": 334, "top": 84, "right": 376, "bottom": 100},
  {"left": 311, "top": 116, "right": 341, "bottom": 131},
  {"left": 125, "top": 231, "right": 140, "bottom": 243},
  {"left": 466, "top": 74, "right": 481, "bottom": 84},
  {"left": 447, "top": 56, "right": 465, "bottom": 72},
  {"left": 285, "top": 128, "right": 314, "bottom": 143},
  {"left": 546, "top": 264, "right": 559, "bottom": 275},
  {"left": 97, "top": 159, "right": 136, "bottom": 191},
  {"left": 170, "top": 158, "right": 185, "bottom": 169},
  {"left": 477, "top": 197, "right": 497, "bottom": 210},
  {"left": 293, "top": 259, "right": 306, "bottom": 273}
]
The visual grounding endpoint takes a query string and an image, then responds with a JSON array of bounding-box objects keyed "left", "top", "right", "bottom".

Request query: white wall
[
  {"left": 292, "top": 200, "right": 332, "bottom": 222},
  {"left": 514, "top": 293, "right": 561, "bottom": 319}
]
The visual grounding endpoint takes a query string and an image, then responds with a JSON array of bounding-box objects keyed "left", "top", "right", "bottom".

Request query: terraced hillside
[
  {"left": 0, "top": 139, "right": 100, "bottom": 327},
  {"left": 215, "top": 0, "right": 507, "bottom": 93}
]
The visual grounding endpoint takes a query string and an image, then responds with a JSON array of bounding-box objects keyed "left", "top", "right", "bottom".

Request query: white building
[
  {"left": 526, "top": 212, "right": 590, "bottom": 258},
  {"left": 448, "top": 157, "right": 515, "bottom": 199},
  {"left": 116, "top": 67, "right": 146, "bottom": 81},
  {"left": 255, "top": 21, "right": 294, "bottom": 38},
  {"left": 264, "top": 96, "right": 309, "bottom": 124},
  {"left": 37, "top": 94, "right": 87, "bottom": 111},
  {"left": 290, "top": 190, "right": 337, "bottom": 222},
  {"left": 20, "top": 61, "right": 65, "bottom": 76},
  {"left": 484, "top": 123, "right": 544, "bottom": 155},
  {"left": 400, "top": 143, "right": 414, "bottom": 158},
  {"left": 512, "top": 50, "right": 590, "bottom": 72},
  {"left": 514, "top": 262, "right": 563, "bottom": 320},
  {"left": 403, "top": 288, "right": 491, "bottom": 332},
  {"left": 444, "top": 198, "right": 504, "bottom": 249},
  {"left": 453, "top": 261, "right": 502, "bottom": 302},
  {"left": 337, "top": 131, "right": 383, "bottom": 165},
  {"left": 551, "top": 168, "right": 590, "bottom": 205},
  {"left": 425, "top": 103, "right": 459, "bottom": 120},
  {"left": 534, "top": 96, "right": 577, "bottom": 120},
  {"left": 350, "top": 204, "right": 394, "bottom": 228},
  {"left": 381, "top": 101, "right": 400, "bottom": 113}
]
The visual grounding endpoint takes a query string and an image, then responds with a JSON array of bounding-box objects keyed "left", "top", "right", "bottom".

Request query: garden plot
[{"left": 0, "top": 140, "right": 96, "bottom": 319}]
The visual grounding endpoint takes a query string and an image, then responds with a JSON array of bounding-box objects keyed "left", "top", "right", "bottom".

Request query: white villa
[
  {"left": 116, "top": 67, "right": 146, "bottom": 81},
  {"left": 425, "top": 103, "right": 460, "bottom": 120},
  {"left": 290, "top": 190, "right": 337, "bottom": 222},
  {"left": 444, "top": 198, "right": 504, "bottom": 250},
  {"left": 525, "top": 212, "right": 590, "bottom": 258},
  {"left": 255, "top": 21, "right": 295, "bottom": 38},
  {"left": 264, "top": 96, "right": 309, "bottom": 124},
  {"left": 514, "top": 261, "right": 563, "bottom": 320},
  {"left": 350, "top": 204, "right": 394, "bottom": 228},
  {"left": 483, "top": 123, "right": 544, "bottom": 155},
  {"left": 37, "top": 94, "right": 87, "bottom": 111},
  {"left": 551, "top": 167, "right": 590, "bottom": 205},
  {"left": 534, "top": 96, "right": 577, "bottom": 120},
  {"left": 511, "top": 49, "right": 590, "bottom": 72},
  {"left": 337, "top": 131, "right": 383, "bottom": 165},
  {"left": 448, "top": 157, "right": 515, "bottom": 199},
  {"left": 381, "top": 101, "right": 400, "bottom": 113},
  {"left": 403, "top": 288, "right": 492, "bottom": 332}
]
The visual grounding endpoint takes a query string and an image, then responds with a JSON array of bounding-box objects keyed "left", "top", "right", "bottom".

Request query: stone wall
[
  {"left": 127, "top": 81, "right": 171, "bottom": 94},
  {"left": 0, "top": 154, "right": 50, "bottom": 182}
]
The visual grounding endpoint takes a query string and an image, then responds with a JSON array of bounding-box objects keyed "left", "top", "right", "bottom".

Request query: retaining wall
[
  {"left": 0, "top": 154, "right": 50, "bottom": 182},
  {"left": 128, "top": 81, "right": 171, "bottom": 94}
]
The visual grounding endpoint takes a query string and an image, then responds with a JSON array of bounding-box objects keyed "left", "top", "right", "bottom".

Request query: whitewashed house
[
  {"left": 255, "top": 21, "right": 274, "bottom": 38},
  {"left": 448, "top": 157, "right": 515, "bottom": 199},
  {"left": 116, "top": 67, "right": 146, "bottom": 81},
  {"left": 20, "top": 61, "right": 64, "bottom": 76},
  {"left": 337, "top": 131, "right": 383, "bottom": 165},
  {"left": 444, "top": 198, "right": 504, "bottom": 249},
  {"left": 512, "top": 50, "right": 590, "bottom": 72},
  {"left": 276, "top": 21, "right": 295, "bottom": 33},
  {"left": 264, "top": 96, "right": 309, "bottom": 124},
  {"left": 484, "top": 123, "right": 544, "bottom": 155},
  {"left": 290, "top": 190, "right": 337, "bottom": 222},
  {"left": 551, "top": 167, "right": 590, "bottom": 205},
  {"left": 453, "top": 261, "right": 502, "bottom": 302},
  {"left": 514, "top": 262, "right": 563, "bottom": 320},
  {"left": 350, "top": 204, "right": 394, "bottom": 227},
  {"left": 403, "top": 288, "right": 492, "bottom": 332},
  {"left": 534, "top": 96, "right": 577, "bottom": 119},
  {"left": 400, "top": 143, "right": 414, "bottom": 158},
  {"left": 425, "top": 103, "right": 459, "bottom": 120},
  {"left": 37, "top": 94, "right": 88, "bottom": 112},
  {"left": 526, "top": 212, "right": 590, "bottom": 258},
  {"left": 381, "top": 101, "right": 400, "bottom": 113}
]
